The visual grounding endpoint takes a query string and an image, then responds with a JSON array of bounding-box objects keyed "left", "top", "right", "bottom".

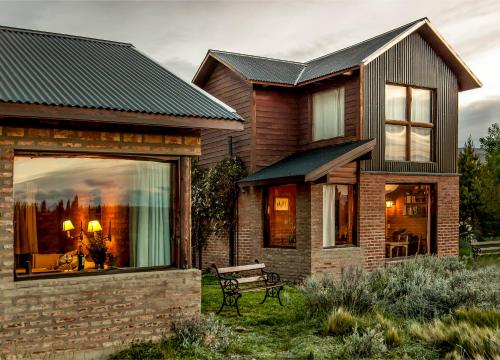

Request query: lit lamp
[
  {"left": 62, "top": 220, "right": 75, "bottom": 238},
  {"left": 386, "top": 199, "right": 394, "bottom": 208},
  {"left": 87, "top": 220, "right": 103, "bottom": 234}
]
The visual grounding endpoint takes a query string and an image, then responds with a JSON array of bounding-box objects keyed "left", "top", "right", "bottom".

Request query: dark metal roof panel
[
  {"left": 211, "top": 50, "right": 304, "bottom": 85},
  {"left": 240, "top": 140, "right": 372, "bottom": 183},
  {"left": 0, "top": 26, "right": 241, "bottom": 121}
]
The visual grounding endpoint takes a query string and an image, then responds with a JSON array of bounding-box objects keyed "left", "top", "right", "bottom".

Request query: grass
[{"left": 111, "top": 257, "right": 499, "bottom": 359}]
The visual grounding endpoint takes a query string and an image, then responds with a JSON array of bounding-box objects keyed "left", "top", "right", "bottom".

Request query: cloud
[{"left": 459, "top": 96, "right": 500, "bottom": 145}]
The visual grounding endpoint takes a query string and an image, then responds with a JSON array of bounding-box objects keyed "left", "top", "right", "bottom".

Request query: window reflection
[{"left": 13, "top": 156, "right": 174, "bottom": 277}]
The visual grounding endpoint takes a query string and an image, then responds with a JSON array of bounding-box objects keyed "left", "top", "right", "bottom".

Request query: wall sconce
[
  {"left": 62, "top": 219, "right": 83, "bottom": 241},
  {"left": 386, "top": 199, "right": 394, "bottom": 208},
  {"left": 87, "top": 220, "right": 111, "bottom": 241}
]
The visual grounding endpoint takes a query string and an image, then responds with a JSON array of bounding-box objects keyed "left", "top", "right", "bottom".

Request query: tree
[
  {"left": 458, "top": 137, "right": 483, "bottom": 239},
  {"left": 478, "top": 123, "right": 500, "bottom": 237}
]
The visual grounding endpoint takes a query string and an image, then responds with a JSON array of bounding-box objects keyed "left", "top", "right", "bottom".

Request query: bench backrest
[
  {"left": 216, "top": 263, "right": 265, "bottom": 274},
  {"left": 471, "top": 240, "right": 500, "bottom": 246}
]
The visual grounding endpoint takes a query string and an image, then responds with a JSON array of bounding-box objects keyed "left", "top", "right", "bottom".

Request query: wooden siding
[
  {"left": 328, "top": 161, "right": 357, "bottom": 184},
  {"left": 363, "top": 32, "right": 459, "bottom": 173},
  {"left": 199, "top": 63, "right": 253, "bottom": 168},
  {"left": 299, "top": 74, "right": 360, "bottom": 151},
  {"left": 254, "top": 88, "right": 300, "bottom": 171}
]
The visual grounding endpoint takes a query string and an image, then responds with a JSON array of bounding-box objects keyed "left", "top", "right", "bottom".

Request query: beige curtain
[
  {"left": 313, "top": 87, "right": 345, "bottom": 141},
  {"left": 323, "top": 185, "right": 336, "bottom": 247},
  {"left": 385, "top": 84, "right": 406, "bottom": 120},
  {"left": 14, "top": 182, "right": 38, "bottom": 254},
  {"left": 411, "top": 88, "right": 431, "bottom": 123}
]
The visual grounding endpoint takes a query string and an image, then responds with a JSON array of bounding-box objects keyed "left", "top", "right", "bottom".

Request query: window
[
  {"left": 13, "top": 155, "right": 175, "bottom": 278},
  {"left": 312, "top": 87, "right": 345, "bottom": 141},
  {"left": 323, "top": 184, "right": 356, "bottom": 247},
  {"left": 264, "top": 184, "right": 296, "bottom": 248},
  {"left": 385, "top": 84, "right": 434, "bottom": 162}
]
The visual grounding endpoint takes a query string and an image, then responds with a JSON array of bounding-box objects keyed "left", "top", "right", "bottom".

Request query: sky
[{"left": 1, "top": 0, "right": 499, "bottom": 146}]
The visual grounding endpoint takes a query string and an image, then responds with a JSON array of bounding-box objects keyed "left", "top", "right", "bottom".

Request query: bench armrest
[
  {"left": 262, "top": 270, "right": 281, "bottom": 285},
  {"left": 218, "top": 276, "right": 240, "bottom": 293}
]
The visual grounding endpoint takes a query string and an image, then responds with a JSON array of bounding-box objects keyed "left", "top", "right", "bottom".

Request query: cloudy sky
[{"left": 1, "top": 0, "right": 498, "bottom": 145}]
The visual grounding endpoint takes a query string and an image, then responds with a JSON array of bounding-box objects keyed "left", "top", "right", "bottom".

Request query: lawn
[{"left": 111, "top": 256, "right": 499, "bottom": 360}]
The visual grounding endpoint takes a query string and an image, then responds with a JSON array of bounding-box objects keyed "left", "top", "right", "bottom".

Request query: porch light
[
  {"left": 386, "top": 200, "right": 394, "bottom": 208},
  {"left": 87, "top": 220, "right": 103, "bottom": 233}
]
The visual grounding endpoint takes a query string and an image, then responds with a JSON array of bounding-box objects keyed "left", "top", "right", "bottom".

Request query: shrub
[
  {"left": 302, "top": 256, "right": 500, "bottom": 320},
  {"left": 301, "top": 267, "right": 375, "bottom": 316},
  {"left": 411, "top": 320, "right": 500, "bottom": 359},
  {"left": 341, "top": 326, "right": 387, "bottom": 358},
  {"left": 324, "top": 307, "right": 356, "bottom": 336},
  {"left": 172, "top": 313, "right": 233, "bottom": 351}
]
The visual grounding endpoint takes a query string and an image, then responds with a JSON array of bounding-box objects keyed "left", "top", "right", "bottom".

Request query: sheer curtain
[
  {"left": 313, "top": 87, "right": 345, "bottom": 141},
  {"left": 14, "top": 182, "right": 38, "bottom": 255},
  {"left": 385, "top": 85, "right": 406, "bottom": 120},
  {"left": 411, "top": 88, "right": 431, "bottom": 122},
  {"left": 323, "top": 185, "right": 336, "bottom": 247},
  {"left": 129, "top": 162, "right": 172, "bottom": 267}
]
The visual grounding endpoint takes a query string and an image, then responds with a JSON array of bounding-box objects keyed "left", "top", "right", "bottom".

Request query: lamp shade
[
  {"left": 87, "top": 220, "right": 103, "bottom": 232},
  {"left": 62, "top": 220, "right": 75, "bottom": 231},
  {"left": 386, "top": 200, "right": 394, "bottom": 208}
]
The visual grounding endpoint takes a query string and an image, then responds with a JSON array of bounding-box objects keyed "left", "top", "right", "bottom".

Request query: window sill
[
  {"left": 385, "top": 160, "right": 437, "bottom": 164},
  {"left": 14, "top": 265, "right": 177, "bottom": 281},
  {"left": 322, "top": 244, "right": 359, "bottom": 250},
  {"left": 263, "top": 246, "right": 297, "bottom": 250}
]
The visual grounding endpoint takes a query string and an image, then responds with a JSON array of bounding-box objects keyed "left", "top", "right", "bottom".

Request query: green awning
[{"left": 239, "top": 139, "right": 375, "bottom": 186}]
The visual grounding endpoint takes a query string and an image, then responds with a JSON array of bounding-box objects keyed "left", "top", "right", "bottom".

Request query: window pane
[
  {"left": 411, "top": 127, "right": 431, "bottom": 162},
  {"left": 385, "top": 125, "right": 407, "bottom": 161},
  {"left": 411, "top": 88, "right": 432, "bottom": 123},
  {"left": 312, "top": 87, "right": 345, "bottom": 141},
  {"left": 265, "top": 184, "right": 296, "bottom": 247},
  {"left": 13, "top": 156, "right": 173, "bottom": 276},
  {"left": 323, "top": 184, "right": 355, "bottom": 247},
  {"left": 385, "top": 85, "right": 406, "bottom": 120}
]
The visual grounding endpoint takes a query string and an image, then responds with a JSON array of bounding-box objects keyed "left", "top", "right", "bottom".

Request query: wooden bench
[
  {"left": 471, "top": 240, "right": 500, "bottom": 259},
  {"left": 212, "top": 261, "right": 284, "bottom": 316}
]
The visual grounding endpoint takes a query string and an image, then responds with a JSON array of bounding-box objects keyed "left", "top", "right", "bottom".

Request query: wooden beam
[
  {"left": 0, "top": 102, "right": 244, "bottom": 131},
  {"left": 179, "top": 156, "right": 192, "bottom": 269}
]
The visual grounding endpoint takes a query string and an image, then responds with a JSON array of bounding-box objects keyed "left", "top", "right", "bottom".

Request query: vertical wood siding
[
  {"left": 363, "top": 33, "right": 459, "bottom": 173},
  {"left": 199, "top": 63, "right": 253, "bottom": 168}
]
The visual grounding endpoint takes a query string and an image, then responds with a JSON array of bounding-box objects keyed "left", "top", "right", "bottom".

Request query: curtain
[
  {"left": 411, "top": 127, "right": 431, "bottom": 162},
  {"left": 411, "top": 88, "right": 431, "bottom": 123},
  {"left": 385, "top": 85, "right": 406, "bottom": 120},
  {"left": 14, "top": 182, "right": 38, "bottom": 255},
  {"left": 385, "top": 125, "right": 407, "bottom": 161},
  {"left": 129, "top": 162, "right": 172, "bottom": 267},
  {"left": 323, "top": 185, "right": 336, "bottom": 247},
  {"left": 313, "top": 87, "right": 345, "bottom": 141}
]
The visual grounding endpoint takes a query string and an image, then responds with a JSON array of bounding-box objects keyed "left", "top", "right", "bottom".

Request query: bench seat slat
[
  {"left": 237, "top": 275, "right": 265, "bottom": 284},
  {"left": 218, "top": 263, "right": 265, "bottom": 274},
  {"left": 239, "top": 284, "right": 283, "bottom": 293}
]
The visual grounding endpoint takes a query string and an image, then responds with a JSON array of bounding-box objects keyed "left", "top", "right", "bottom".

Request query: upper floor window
[
  {"left": 312, "top": 87, "right": 345, "bottom": 141},
  {"left": 385, "top": 84, "right": 434, "bottom": 162}
]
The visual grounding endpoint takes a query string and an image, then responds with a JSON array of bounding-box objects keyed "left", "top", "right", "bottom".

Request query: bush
[
  {"left": 302, "top": 267, "right": 375, "bottom": 316},
  {"left": 324, "top": 307, "right": 356, "bottom": 336},
  {"left": 341, "top": 326, "right": 387, "bottom": 358},
  {"left": 301, "top": 256, "right": 500, "bottom": 320},
  {"left": 172, "top": 313, "right": 233, "bottom": 351},
  {"left": 411, "top": 320, "right": 500, "bottom": 359},
  {"left": 376, "top": 313, "right": 402, "bottom": 346}
]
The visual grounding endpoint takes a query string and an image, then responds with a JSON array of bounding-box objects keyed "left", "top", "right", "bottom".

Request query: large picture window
[
  {"left": 312, "top": 87, "right": 345, "bottom": 141},
  {"left": 264, "top": 184, "right": 296, "bottom": 248},
  {"left": 385, "top": 84, "right": 434, "bottom": 162},
  {"left": 13, "top": 155, "right": 175, "bottom": 278},
  {"left": 323, "top": 184, "right": 356, "bottom": 247}
]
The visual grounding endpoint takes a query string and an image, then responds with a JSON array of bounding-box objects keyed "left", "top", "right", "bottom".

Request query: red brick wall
[
  {"left": 201, "top": 231, "right": 230, "bottom": 271},
  {"left": 0, "top": 124, "right": 201, "bottom": 358}
]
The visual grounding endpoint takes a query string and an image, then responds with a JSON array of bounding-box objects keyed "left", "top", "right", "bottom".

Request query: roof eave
[{"left": 0, "top": 102, "right": 244, "bottom": 131}]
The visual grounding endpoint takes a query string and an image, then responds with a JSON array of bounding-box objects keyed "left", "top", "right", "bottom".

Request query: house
[
  {"left": 193, "top": 18, "right": 481, "bottom": 280},
  {"left": 0, "top": 26, "right": 242, "bottom": 358}
]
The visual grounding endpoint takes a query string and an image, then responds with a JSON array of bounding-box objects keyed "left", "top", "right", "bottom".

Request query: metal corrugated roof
[
  {"left": 206, "top": 19, "right": 425, "bottom": 86},
  {"left": 239, "top": 140, "right": 373, "bottom": 184},
  {"left": 0, "top": 25, "right": 241, "bottom": 121},
  {"left": 211, "top": 50, "right": 304, "bottom": 85}
]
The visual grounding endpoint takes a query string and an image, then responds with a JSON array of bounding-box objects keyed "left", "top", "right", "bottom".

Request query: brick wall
[
  {"left": 236, "top": 185, "right": 311, "bottom": 281},
  {"left": 201, "top": 232, "right": 230, "bottom": 271},
  {"left": 0, "top": 125, "right": 201, "bottom": 359}
]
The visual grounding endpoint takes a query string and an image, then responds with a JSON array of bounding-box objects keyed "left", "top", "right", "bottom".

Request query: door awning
[{"left": 239, "top": 139, "right": 376, "bottom": 187}]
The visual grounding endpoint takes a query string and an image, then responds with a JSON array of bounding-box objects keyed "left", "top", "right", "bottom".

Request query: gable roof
[
  {"left": 0, "top": 25, "right": 242, "bottom": 125},
  {"left": 239, "top": 139, "right": 375, "bottom": 186},
  {"left": 193, "top": 18, "right": 481, "bottom": 91}
]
